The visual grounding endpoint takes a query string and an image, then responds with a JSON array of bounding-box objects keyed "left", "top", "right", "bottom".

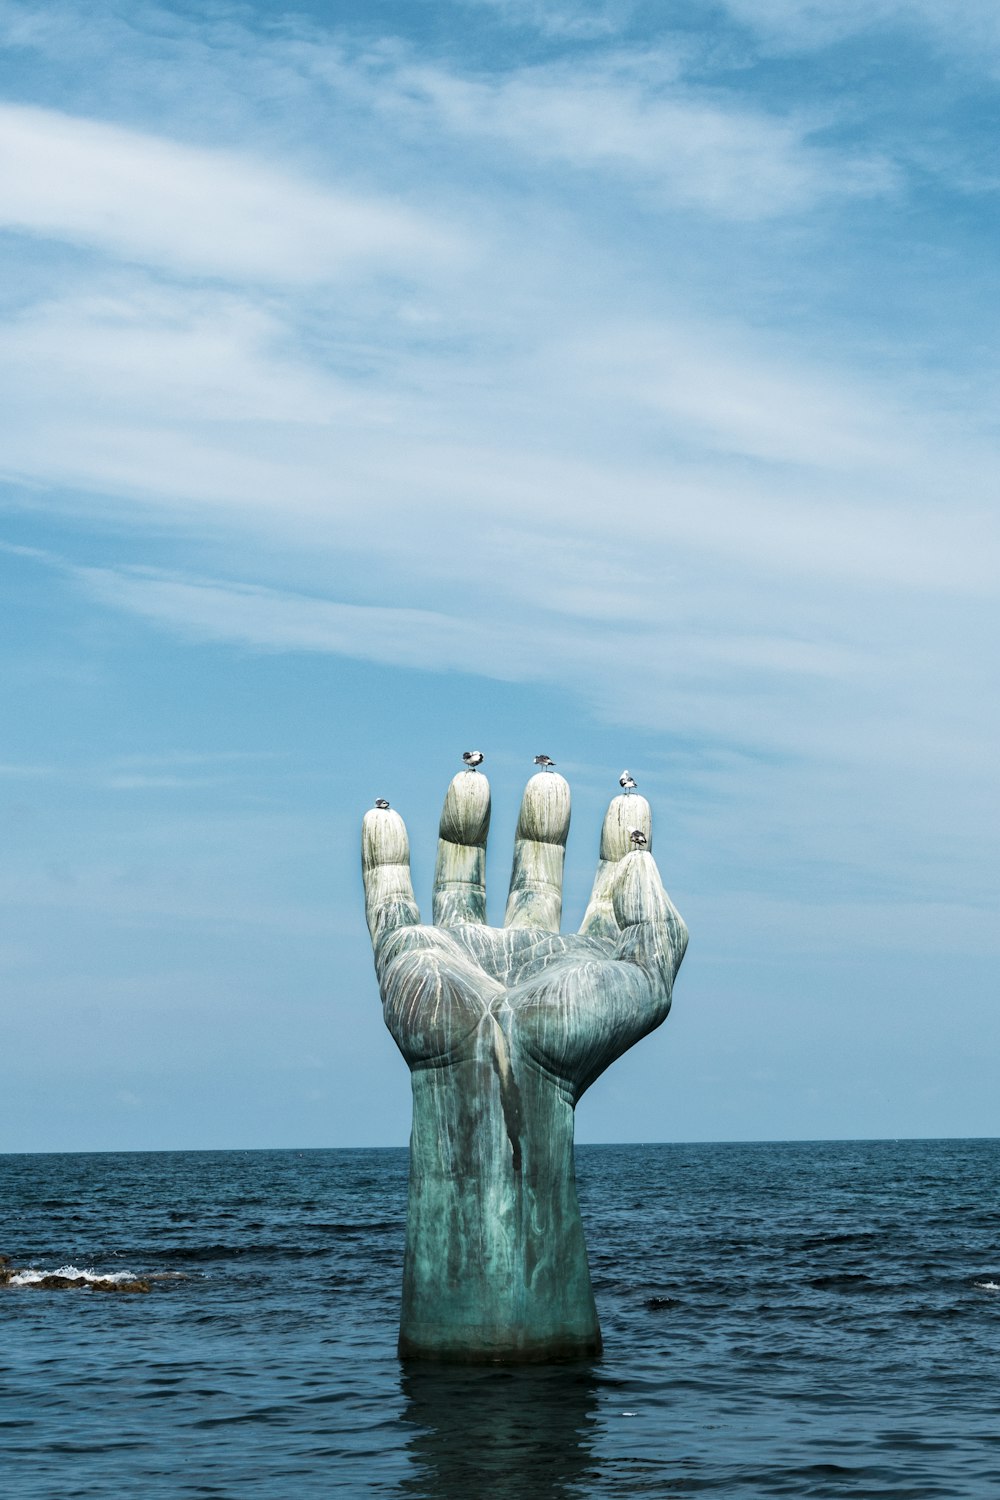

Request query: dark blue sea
[{"left": 2, "top": 1140, "right": 999, "bottom": 1497}]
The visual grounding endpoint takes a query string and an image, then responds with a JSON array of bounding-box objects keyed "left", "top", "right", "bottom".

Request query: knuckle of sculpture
[
  {"left": 515, "top": 844, "right": 564, "bottom": 884},
  {"left": 376, "top": 925, "right": 424, "bottom": 967}
]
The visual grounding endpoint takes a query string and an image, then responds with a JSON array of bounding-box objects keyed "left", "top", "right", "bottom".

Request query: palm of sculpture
[{"left": 362, "top": 769, "right": 687, "bottom": 1362}]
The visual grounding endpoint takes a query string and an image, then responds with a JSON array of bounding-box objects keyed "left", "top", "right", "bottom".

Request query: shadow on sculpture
[
  {"left": 362, "top": 768, "right": 687, "bottom": 1363},
  {"left": 396, "top": 1362, "right": 600, "bottom": 1499}
]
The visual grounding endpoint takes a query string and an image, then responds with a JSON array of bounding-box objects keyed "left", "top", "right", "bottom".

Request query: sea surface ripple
[{"left": 2, "top": 1139, "right": 998, "bottom": 1497}]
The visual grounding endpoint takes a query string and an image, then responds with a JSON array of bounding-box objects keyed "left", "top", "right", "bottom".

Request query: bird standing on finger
[
  {"left": 619, "top": 770, "right": 637, "bottom": 794},
  {"left": 374, "top": 797, "right": 391, "bottom": 810},
  {"left": 534, "top": 754, "right": 556, "bottom": 770},
  {"left": 462, "top": 750, "right": 484, "bottom": 770}
]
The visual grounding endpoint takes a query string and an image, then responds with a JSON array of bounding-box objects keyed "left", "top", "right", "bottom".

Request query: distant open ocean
[{"left": 2, "top": 1140, "right": 998, "bottom": 1497}]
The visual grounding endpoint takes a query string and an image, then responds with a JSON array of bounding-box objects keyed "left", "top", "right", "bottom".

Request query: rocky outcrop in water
[{"left": 0, "top": 1255, "right": 150, "bottom": 1292}]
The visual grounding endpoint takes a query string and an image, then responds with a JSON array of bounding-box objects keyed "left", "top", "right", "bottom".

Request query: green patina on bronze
[{"left": 362, "top": 769, "right": 687, "bottom": 1363}]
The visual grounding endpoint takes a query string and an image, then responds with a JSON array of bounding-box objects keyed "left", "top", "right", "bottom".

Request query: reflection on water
[{"left": 398, "top": 1362, "right": 600, "bottom": 1499}]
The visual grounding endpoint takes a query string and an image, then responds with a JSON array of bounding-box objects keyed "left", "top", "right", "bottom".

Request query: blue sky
[{"left": 0, "top": 0, "right": 997, "bottom": 1150}]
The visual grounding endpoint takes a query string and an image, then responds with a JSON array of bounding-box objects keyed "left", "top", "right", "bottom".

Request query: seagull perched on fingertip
[
  {"left": 534, "top": 754, "right": 556, "bottom": 770},
  {"left": 619, "top": 770, "right": 637, "bottom": 794},
  {"left": 374, "top": 798, "right": 390, "bottom": 810},
  {"left": 462, "top": 750, "right": 484, "bottom": 770},
  {"left": 629, "top": 828, "right": 648, "bottom": 849}
]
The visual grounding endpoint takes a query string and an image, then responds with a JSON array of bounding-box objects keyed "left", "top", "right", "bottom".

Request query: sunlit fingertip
[
  {"left": 599, "top": 794, "right": 652, "bottom": 862},
  {"left": 516, "top": 771, "right": 571, "bottom": 845},
  {"left": 438, "top": 770, "right": 491, "bottom": 847},
  {"left": 362, "top": 806, "right": 410, "bottom": 869}
]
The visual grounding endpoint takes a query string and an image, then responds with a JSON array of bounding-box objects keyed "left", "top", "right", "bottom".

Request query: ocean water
[{"left": 2, "top": 1140, "right": 998, "bottom": 1498}]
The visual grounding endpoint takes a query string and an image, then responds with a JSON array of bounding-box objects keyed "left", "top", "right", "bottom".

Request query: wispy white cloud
[
  {"left": 456, "top": 0, "right": 633, "bottom": 41},
  {"left": 0, "top": 6, "right": 899, "bottom": 227},
  {"left": 75, "top": 564, "right": 503, "bottom": 674},
  {"left": 0, "top": 280, "right": 377, "bottom": 426},
  {"left": 565, "top": 322, "right": 910, "bottom": 471},
  {"left": 61, "top": 559, "right": 914, "bottom": 755},
  {"left": 1, "top": 262, "right": 995, "bottom": 609},
  {"left": 379, "top": 53, "right": 895, "bottom": 218},
  {"left": 717, "top": 0, "right": 1000, "bottom": 60},
  {"left": 0, "top": 101, "right": 461, "bottom": 283},
  {"left": 461, "top": 0, "right": 1000, "bottom": 71}
]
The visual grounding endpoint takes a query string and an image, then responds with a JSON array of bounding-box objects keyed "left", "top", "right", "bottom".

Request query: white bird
[
  {"left": 629, "top": 828, "right": 648, "bottom": 849},
  {"left": 619, "top": 770, "right": 637, "bottom": 794},
  {"left": 374, "top": 798, "right": 390, "bottom": 810},
  {"left": 462, "top": 750, "right": 484, "bottom": 770},
  {"left": 534, "top": 754, "right": 556, "bottom": 770}
]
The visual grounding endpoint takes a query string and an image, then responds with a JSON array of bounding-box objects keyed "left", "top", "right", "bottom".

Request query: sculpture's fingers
[
  {"left": 612, "top": 849, "right": 688, "bottom": 993},
  {"left": 504, "top": 771, "right": 571, "bottom": 931},
  {"left": 433, "top": 771, "right": 491, "bottom": 927},
  {"left": 579, "top": 794, "right": 652, "bottom": 939},
  {"left": 362, "top": 807, "right": 421, "bottom": 945}
]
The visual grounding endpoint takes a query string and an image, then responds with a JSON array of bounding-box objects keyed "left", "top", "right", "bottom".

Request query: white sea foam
[
  {"left": 8, "top": 1264, "right": 140, "bottom": 1286},
  {"left": 973, "top": 1280, "right": 999, "bottom": 1292}
]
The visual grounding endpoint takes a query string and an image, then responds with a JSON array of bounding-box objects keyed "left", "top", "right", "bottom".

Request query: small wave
[
  {"left": 973, "top": 1280, "right": 999, "bottom": 1291},
  {"left": 808, "top": 1272, "right": 877, "bottom": 1291},
  {"left": 149, "top": 1242, "right": 337, "bottom": 1263},
  {"left": 8, "top": 1264, "right": 142, "bottom": 1286}
]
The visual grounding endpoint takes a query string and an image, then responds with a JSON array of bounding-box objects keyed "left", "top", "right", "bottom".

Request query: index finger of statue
[
  {"left": 578, "top": 793, "right": 652, "bottom": 940},
  {"left": 362, "top": 807, "right": 421, "bottom": 945},
  {"left": 432, "top": 771, "right": 491, "bottom": 927},
  {"left": 504, "top": 771, "right": 571, "bottom": 931}
]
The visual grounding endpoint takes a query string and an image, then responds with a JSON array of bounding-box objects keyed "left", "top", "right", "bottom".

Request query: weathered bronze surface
[{"left": 362, "top": 770, "right": 687, "bottom": 1362}]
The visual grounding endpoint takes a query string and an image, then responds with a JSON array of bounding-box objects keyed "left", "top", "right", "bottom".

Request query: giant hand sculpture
[{"left": 362, "top": 768, "right": 688, "bottom": 1362}]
